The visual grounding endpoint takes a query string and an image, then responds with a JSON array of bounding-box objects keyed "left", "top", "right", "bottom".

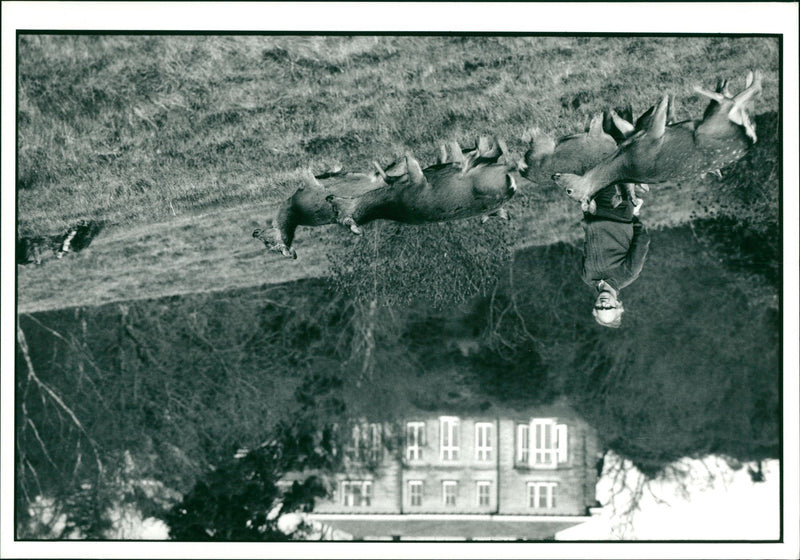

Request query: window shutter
[{"left": 556, "top": 424, "right": 568, "bottom": 463}]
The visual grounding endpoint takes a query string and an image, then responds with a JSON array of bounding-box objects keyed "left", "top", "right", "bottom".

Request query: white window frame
[
  {"left": 439, "top": 417, "right": 460, "bottom": 462},
  {"left": 341, "top": 480, "right": 373, "bottom": 507},
  {"left": 346, "top": 424, "right": 361, "bottom": 461},
  {"left": 475, "top": 422, "right": 493, "bottom": 462},
  {"left": 362, "top": 480, "right": 372, "bottom": 506},
  {"left": 408, "top": 480, "right": 423, "bottom": 507},
  {"left": 527, "top": 482, "right": 557, "bottom": 510},
  {"left": 531, "top": 419, "right": 556, "bottom": 468},
  {"left": 442, "top": 480, "right": 458, "bottom": 506},
  {"left": 406, "top": 421, "right": 425, "bottom": 461},
  {"left": 530, "top": 419, "right": 567, "bottom": 468},
  {"left": 476, "top": 481, "right": 492, "bottom": 507},
  {"left": 516, "top": 423, "right": 530, "bottom": 464}
]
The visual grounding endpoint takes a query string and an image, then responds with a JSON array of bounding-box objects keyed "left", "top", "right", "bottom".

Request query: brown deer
[
  {"left": 253, "top": 137, "right": 518, "bottom": 259},
  {"left": 521, "top": 114, "right": 646, "bottom": 214},
  {"left": 520, "top": 114, "right": 617, "bottom": 187},
  {"left": 553, "top": 71, "right": 762, "bottom": 206}
]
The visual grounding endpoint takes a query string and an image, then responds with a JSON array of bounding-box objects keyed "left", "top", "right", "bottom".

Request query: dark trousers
[{"left": 583, "top": 184, "right": 634, "bottom": 223}]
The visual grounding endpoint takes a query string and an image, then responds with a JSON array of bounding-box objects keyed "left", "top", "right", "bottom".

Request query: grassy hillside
[{"left": 16, "top": 35, "right": 781, "bottom": 311}]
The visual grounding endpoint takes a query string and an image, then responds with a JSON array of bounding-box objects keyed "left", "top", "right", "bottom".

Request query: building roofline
[{"left": 310, "top": 513, "right": 592, "bottom": 523}]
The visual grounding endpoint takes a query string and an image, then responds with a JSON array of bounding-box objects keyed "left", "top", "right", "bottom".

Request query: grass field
[{"left": 16, "top": 35, "right": 781, "bottom": 311}]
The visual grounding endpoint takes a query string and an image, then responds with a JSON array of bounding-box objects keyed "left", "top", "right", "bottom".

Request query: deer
[
  {"left": 253, "top": 137, "right": 518, "bottom": 259},
  {"left": 520, "top": 113, "right": 647, "bottom": 214},
  {"left": 553, "top": 71, "right": 762, "bottom": 206}
]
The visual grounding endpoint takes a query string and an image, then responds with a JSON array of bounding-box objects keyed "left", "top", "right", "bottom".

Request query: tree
[{"left": 164, "top": 439, "right": 328, "bottom": 541}]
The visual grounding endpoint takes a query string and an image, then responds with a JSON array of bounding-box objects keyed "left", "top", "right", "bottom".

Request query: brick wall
[
  {"left": 497, "top": 417, "right": 598, "bottom": 515},
  {"left": 312, "top": 461, "right": 402, "bottom": 514}
]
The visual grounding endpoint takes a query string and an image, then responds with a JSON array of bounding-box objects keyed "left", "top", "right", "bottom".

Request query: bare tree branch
[{"left": 17, "top": 324, "right": 104, "bottom": 478}]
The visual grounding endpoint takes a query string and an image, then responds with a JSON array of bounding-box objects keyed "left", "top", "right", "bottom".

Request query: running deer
[{"left": 253, "top": 137, "right": 518, "bottom": 258}]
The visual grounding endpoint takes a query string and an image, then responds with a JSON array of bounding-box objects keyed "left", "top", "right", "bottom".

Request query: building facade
[{"left": 305, "top": 410, "right": 599, "bottom": 518}]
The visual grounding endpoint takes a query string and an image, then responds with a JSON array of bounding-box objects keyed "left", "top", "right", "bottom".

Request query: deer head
[{"left": 521, "top": 114, "right": 619, "bottom": 187}]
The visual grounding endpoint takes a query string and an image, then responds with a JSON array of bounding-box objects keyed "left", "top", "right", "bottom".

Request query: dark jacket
[{"left": 581, "top": 216, "right": 650, "bottom": 292}]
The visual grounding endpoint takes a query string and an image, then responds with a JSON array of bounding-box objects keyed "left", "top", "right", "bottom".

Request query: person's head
[{"left": 592, "top": 289, "right": 624, "bottom": 328}]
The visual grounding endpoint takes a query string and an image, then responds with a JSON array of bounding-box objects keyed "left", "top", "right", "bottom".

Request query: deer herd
[{"left": 253, "top": 71, "right": 763, "bottom": 259}]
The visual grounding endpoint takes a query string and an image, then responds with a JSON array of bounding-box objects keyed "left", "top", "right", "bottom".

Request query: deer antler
[
  {"left": 693, "top": 85, "right": 725, "bottom": 103},
  {"left": 372, "top": 161, "right": 388, "bottom": 180}
]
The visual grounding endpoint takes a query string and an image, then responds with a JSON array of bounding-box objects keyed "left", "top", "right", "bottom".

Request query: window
[
  {"left": 341, "top": 480, "right": 373, "bottom": 507},
  {"left": 442, "top": 481, "right": 458, "bottom": 506},
  {"left": 366, "top": 423, "right": 382, "bottom": 463},
  {"left": 475, "top": 423, "right": 493, "bottom": 461},
  {"left": 517, "top": 419, "right": 568, "bottom": 468},
  {"left": 517, "top": 424, "right": 530, "bottom": 464},
  {"left": 476, "top": 481, "right": 491, "bottom": 507},
  {"left": 408, "top": 480, "right": 423, "bottom": 507},
  {"left": 346, "top": 423, "right": 382, "bottom": 463},
  {"left": 533, "top": 419, "right": 556, "bottom": 467},
  {"left": 527, "top": 482, "right": 557, "bottom": 509},
  {"left": 440, "top": 417, "right": 460, "bottom": 461},
  {"left": 406, "top": 422, "right": 425, "bottom": 461},
  {"left": 345, "top": 424, "right": 361, "bottom": 461}
]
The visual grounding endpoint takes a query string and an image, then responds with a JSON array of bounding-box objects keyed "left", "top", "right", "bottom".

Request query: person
[{"left": 581, "top": 183, "right": 650, "bottom": 328}]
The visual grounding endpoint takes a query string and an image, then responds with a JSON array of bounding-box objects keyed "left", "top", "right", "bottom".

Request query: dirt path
[
  {"left": 16, "top": 202, "right": 333, "bottom": 313},
  {"left": 15, "top": 175, "right": 709, "bottom": 314}
]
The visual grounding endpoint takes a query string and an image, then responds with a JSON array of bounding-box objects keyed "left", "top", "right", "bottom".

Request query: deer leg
[
  {"left": 610, "top": 185, "right": 624, "bottom": 208},
  {"left": 342, "top": 216, "right": 362, "bottom": 235},
  {"left": 481, "top": 207, "right": 510, "bottom": 224},
  {"left": 252, "top": 203, "right": 298, "bottom": 259},
  {"left": 621, "top": 183, "right": 644, "bottom": 217},
  {"left": 326, "top": 194, "right": 363, "bottom": 235},
  {"left": 252, "top": 225, "right": 297, "bottom": 259}
]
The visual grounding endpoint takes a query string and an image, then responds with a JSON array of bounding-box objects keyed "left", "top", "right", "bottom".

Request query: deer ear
[
  {"left": 448, "top": 141, "right": 465, "bottom": 164},
  {"left": 405, "top": 153, "right": 425, "bottom": 185},
  {"left": 477, "top": 135, "right": 493, "bottom": 156},
  {"left": 647, "top": 95, "right": 669, "bottom": 139},
  {"left": 588, "top": 114, "right": 604, "bottom": 136},
  {"left": 608, "top": 108, "right": 635, "bottom": 138},
  {"left": 301, "top": 169, "right": 323, "bottom": 190},
  {"left": 497, "top": 138, "right": 509, "bottom": 157},
  {"left": 436, "top": 144, "right": 448, "bottom": 164},
  {"left": 667, "top": 95, "right": 677, "bottom": 124}
]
